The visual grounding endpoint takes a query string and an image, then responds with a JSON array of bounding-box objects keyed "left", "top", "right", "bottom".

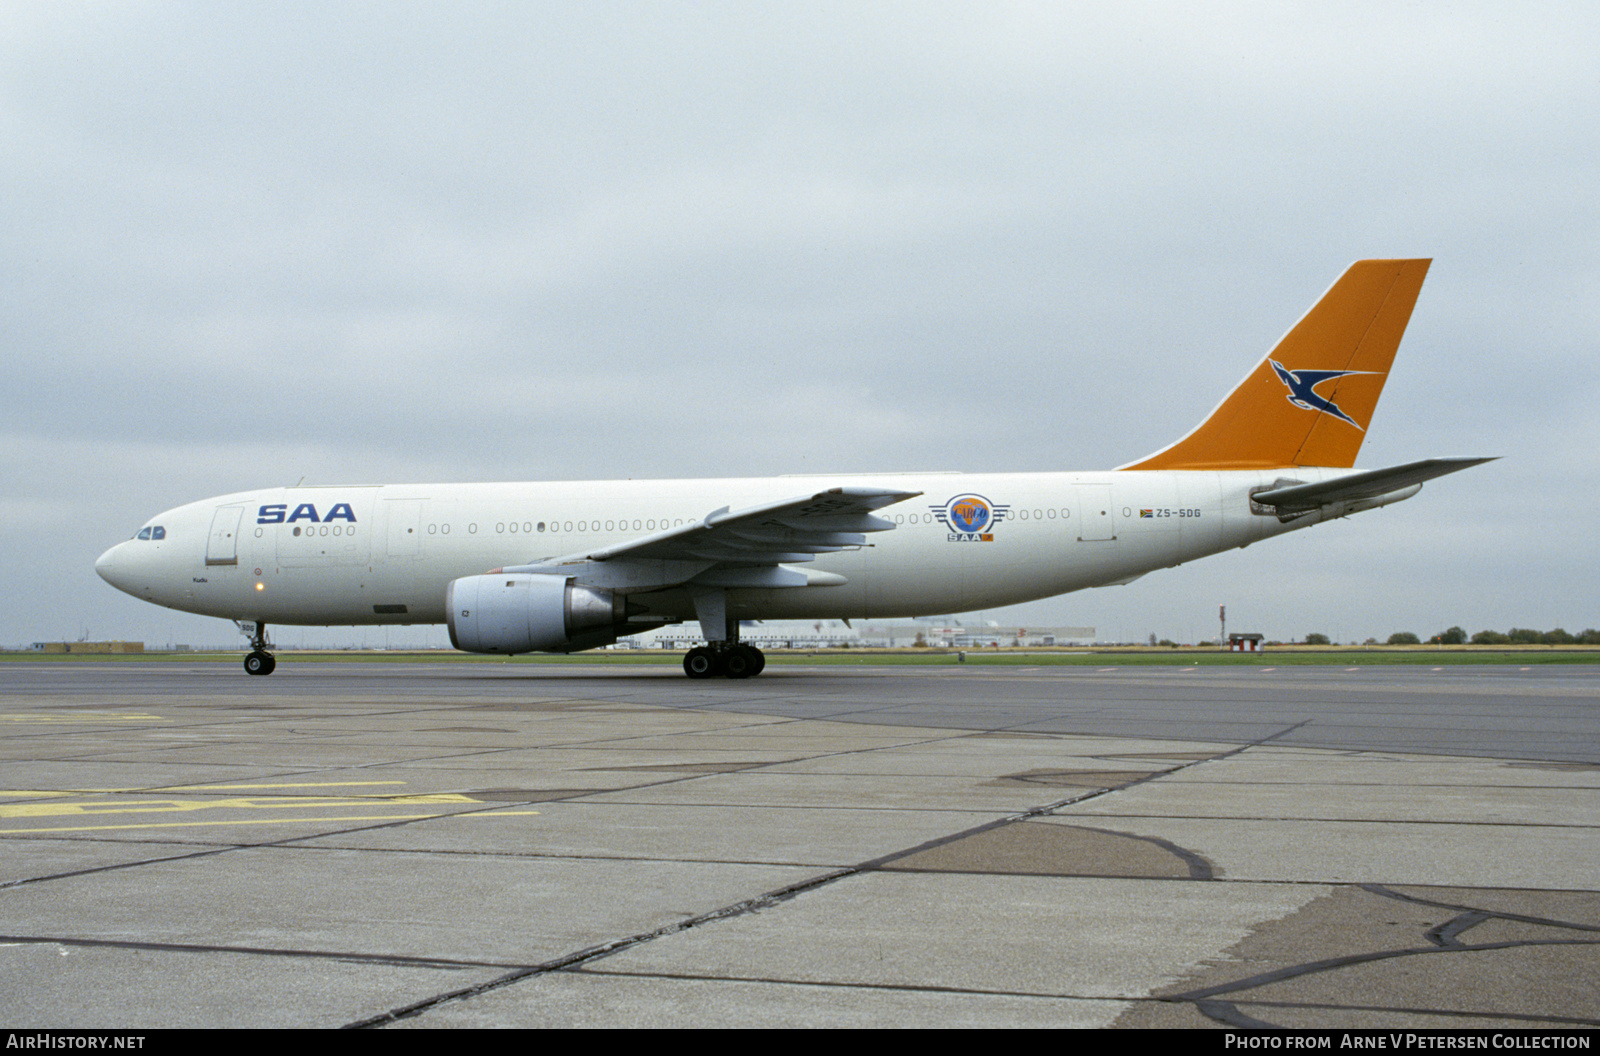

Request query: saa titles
[{"left": 256, "top": 503, "right": 358, "bottom": 525}]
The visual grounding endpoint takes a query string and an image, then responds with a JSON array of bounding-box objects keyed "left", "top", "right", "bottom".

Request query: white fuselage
[{"left": 95, "top": 468, "right": 1352, "bottom": 631}]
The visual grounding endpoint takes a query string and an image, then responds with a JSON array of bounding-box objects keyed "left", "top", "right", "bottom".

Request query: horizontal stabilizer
[{"left": 1251, "top": 458, "right": 1496, "bottom": 513}]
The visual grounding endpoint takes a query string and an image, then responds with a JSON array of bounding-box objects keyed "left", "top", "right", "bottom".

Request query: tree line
[{"left": 1307, "top": 627, "right": 1600, "bottom": 646}]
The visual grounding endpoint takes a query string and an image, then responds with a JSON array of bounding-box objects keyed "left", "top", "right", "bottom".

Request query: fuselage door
[
  {"left": 1075, "top": 485, "right": 1116, "bottom": 542},
  {"left": 206, "top": 505, "right": 245, "bottom": 565},
  {"left": 386, "top": 499, "right": 425, "bottom": 559}
]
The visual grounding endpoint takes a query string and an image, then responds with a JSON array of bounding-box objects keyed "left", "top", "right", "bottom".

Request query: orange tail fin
[{"left": 1119, "top": 258, "right": 1431, "bottom": 470}]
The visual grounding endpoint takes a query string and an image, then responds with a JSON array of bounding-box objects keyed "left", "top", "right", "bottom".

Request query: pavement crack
[
  {"left": 342, "top": 867, "right": 858, "bottom": 1028},
  {"left": 1188, "top": 996, "right": 1600, "bottom": 1029},
  {"left": 1194, "top": 998, "right": 1278, "bottom": 1028},
  {"left": 1362, "top": 883, "right": 1600, "bottom": 935},
  {"left": 1170, "top": 938, "right": 1600, "bottom": 1006},
  {"left": 1427, "top": 910, "right": 1492, "bottom": 948},
  {"left": 0, "top": 932, "right": 512, "bottom": 971},
  {"left": 1154, "top": 880, "right": 1600, "bottom": 1029}
]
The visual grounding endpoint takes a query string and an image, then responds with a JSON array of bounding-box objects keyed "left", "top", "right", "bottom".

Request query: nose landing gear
[{"left": 237, "top": 621, "right": 277, "bottom": 676}]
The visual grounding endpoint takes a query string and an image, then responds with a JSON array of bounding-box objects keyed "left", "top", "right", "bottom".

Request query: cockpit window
[
  {"left": 152, "top": 526, "right": 165, "bottom": 540},
  {"left": 136, "top": 528, "right": 152, "bottom": 540}
]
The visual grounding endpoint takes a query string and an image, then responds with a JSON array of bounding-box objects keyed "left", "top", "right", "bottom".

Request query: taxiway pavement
[{"left": 1, "top": 661, "right": 1595, "bottom": 1028}]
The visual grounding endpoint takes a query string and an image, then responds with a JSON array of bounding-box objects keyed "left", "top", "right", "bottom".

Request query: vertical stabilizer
[{"left": 1119, "top": 258, "right": 1431, "bottom": 470}]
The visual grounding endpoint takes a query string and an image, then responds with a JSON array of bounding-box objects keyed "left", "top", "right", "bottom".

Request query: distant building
[
  {"left": 1227, "top": 633, "right": 1264, "bottom": 653},
  {"left": 31, "top": 641, "right": 145, "bottom": 654},
  {"left": 614, "top": 621, "right": 1098, "bottom": 650},
  {"left": 617, "top": 620, "right": 860, "bottom": 650},
  {"left": 859, "top": 625, "right": 1096, "bottom": 648}
]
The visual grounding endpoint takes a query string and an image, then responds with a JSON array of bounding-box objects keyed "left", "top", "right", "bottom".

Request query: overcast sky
[{"left": 3, "top": 2, "right": 1596, "bottom": 649}]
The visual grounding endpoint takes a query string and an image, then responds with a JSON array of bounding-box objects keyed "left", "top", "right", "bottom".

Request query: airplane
[{"left": 95, "top": 258, "right": 1492, "bottom": 679}]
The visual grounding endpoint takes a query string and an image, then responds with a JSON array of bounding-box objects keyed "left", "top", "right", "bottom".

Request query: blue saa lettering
[{"left": 257, "top": 503, "right": 358, "bottom": 525}]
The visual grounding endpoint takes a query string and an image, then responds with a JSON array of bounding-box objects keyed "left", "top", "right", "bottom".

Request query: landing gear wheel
[
  {"left": 244, "top": 651, "right": 276, "bottom": 676},
  {"left": 684, "top": 647, "right": 722, "bottom": 679},
  {"left": 724, "top": 644, "right": 761, "bottom": 679},
  {"left": 723, "top": 646, "right": 752, "bottom": 681}
]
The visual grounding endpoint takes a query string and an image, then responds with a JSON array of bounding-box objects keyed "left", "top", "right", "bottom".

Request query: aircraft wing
[
  {"left": 1251, "top": 458, "right": 1496, "bottom": 514},
  {"left": 503, "top": 486, "right": 921, "bottom": 591},
  {"left": 587, "top": 486, "right": 919, "bottom": 563}
]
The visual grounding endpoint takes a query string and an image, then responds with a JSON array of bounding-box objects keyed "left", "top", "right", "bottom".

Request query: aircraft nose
[{"left": 96, "top": 543, "right": 133, "bottom": 593}]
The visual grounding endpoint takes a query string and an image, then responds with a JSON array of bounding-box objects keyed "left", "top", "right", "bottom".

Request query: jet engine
[{"left": 446, "top": 573, "right": 632, "bottom": 654}]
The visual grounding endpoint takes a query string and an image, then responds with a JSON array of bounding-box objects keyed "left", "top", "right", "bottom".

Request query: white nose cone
[{"left": 95, "top": 543, "right": 132, "bottom": 595}]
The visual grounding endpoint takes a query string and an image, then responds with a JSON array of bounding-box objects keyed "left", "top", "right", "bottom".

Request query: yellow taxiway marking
[
  {"left": 0, "top": 711, "right": 165, "bottom": 723},
  {"left": 0, "top": 781, "right": 409, "bottom": 799},
  {"left": 0, "top": 780, "right": 547, "bottom": 834},
  {"left": 2, "top": 811, "right": 541, "bottom": 835},
  {"left": 0, "top": 793, "right": 480, "bottom": 819},
  {"left": 156, "top": 781, "right": 408, "bottom": 792}
]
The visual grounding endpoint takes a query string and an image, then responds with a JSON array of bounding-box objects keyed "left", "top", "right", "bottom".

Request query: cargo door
[
  {"left": 386, "top": 499, "right": 425, "bottom": 558},
  {"left": 206, "top": 506, "right": 245, "bottom": 565},
  {"left": 1074, "top": 485, "right": 1116, "bottom": 542}
]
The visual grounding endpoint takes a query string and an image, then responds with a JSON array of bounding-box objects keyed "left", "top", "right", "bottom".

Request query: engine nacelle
[{"left": 446, "top": 573, "right": 629, "bottom": 654}]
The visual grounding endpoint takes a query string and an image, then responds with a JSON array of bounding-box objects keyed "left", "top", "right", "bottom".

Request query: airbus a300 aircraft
[{"left": 96, "top": 259, "right": 1490, "bottom": 678}]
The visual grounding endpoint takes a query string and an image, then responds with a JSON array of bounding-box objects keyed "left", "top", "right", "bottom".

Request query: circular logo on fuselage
[{"left": 946, "top": 494, "right": 992, "bottom": 533}]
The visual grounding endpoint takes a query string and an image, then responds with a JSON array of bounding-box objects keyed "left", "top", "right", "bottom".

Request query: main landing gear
[
  {"left": 683, "top": 642, "right": 766, "bottom": 680},
  {"left": 682, "top": 592, "right": 765, "bottom": 679},
  {"left": 238, "top": 620, "right": 277, "bottom": 676}
]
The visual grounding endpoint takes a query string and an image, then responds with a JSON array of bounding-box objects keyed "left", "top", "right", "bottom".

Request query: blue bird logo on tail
[{"left": 1269, "top": 360, "right": 1378, "bottom": 431}]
